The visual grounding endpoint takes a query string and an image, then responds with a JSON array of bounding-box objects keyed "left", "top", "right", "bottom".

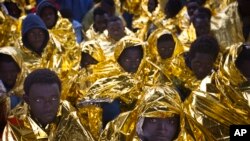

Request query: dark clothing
[
  {"left": 56, "top": 0, "right": 93, "bottom": 22},
  {"left": 22, "top": 14, "right": 49, "bottom": 51}
]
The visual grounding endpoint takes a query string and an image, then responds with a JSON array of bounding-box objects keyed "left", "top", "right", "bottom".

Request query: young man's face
[
  {"left": 157, "top": 36, "right": 176, "bottom": 59},
  {"left": 27, "top": 28, "right": 46, "bottom": 54},
  {"left": 107, "top": 20, "right": 125, "bottom": 41},
  {"left": 118, "top": 46, "right": 143, "bottom": 73},
  {"left": 0, "top": 60, "right": 20, "bottom": 90},
  {"left": 142, "top": 117, "right": 179, "bottom": 141},
  {"left": 40, "top": 7, "right": 57, "bottom": 29},
  {"left": 80, "top": 52, "right": 98, "bottom": 68},
  {"left": 25, "top": 83, "right": 60, "bottom": 127},
  {"left": 94, "top": 14, "right": 108, "bottom": 33},
  {"left": 191, "top": 53, "right": 214, "bottom": 80}
]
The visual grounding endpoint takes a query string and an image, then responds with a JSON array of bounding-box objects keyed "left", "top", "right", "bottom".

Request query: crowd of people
[{"left": 0, "top": 0, "right": 250, "bottom": 140}]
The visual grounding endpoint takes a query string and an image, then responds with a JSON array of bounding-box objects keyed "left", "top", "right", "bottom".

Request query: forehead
[
  {"left": 121, "top": 47, "right": 143, "bottom": 57},
  {"left": 193, "top": 52, "right": 214, "bottom": 61},
  {"left": 29, "top": 83, "right": 60, "bottom": 97},
  {"left": 108, "top": 20, "right": 122, "bottom": 26},
  {"left": 95, "top": 14, "right": 108, "bottom": 19},
  {"left": 187, "top": 2, "right": 199, "bottom": 7},
  {"left": 28, "top": 28, "right": 44, "bottom": 33},
  {"left": 42, "top": 7, "right": 55, "bottom": 13}
]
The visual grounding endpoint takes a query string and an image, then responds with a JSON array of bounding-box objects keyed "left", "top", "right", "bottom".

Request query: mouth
[{"left": 155, "top": 136, "right": 169, "bottom": 141}]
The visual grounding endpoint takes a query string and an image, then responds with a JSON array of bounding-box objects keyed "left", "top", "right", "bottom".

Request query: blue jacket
[{"left": 56, "top": 0, "right": 93, "bottom": 22}]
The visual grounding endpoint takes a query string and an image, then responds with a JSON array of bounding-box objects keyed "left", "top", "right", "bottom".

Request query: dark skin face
[
  {"left": 193, "top": 17, "right": 211, "bottom": 37},
  {"left": 191, "top": 53, "right": 214, "bottom": 80},
  {"left": 186, "top": 2, "right": 199, "bottom": 21},
  {"left": 157, "top": 36, "right": 176, "bottom": 59},
  {"left": 27, "top": 28, "right": 46, "bottom": 55},
  {"left": 40, "top": 7, "right": 57, "bottom": 29},
  {"left": 148, "top": 0, "right": 157, "bottom": 13},
  {"left": 4, "top": 2, "right": 22, "bottom": 19},
  {"left": 94, "top": 14, "right": 109, "bottom": 33},
  {"left": 80, "top": 52, "right": 98, "bottom": 68},
  {"left": 142, "top": 117, "right": 179, "bottom": 141},
  {"left": 118, "top": 47, "right": 143, "bottom": 73},
  {"left": 0, "top": 61, "right": 20, "bottom": 91},
  {"left": 107, "top": 20, "right": 125, "bottom": 41},
  {"left": 24, "top": 83, "right": 60, "bottom": 127}
]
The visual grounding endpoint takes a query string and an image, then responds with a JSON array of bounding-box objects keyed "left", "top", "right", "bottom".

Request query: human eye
[
  {"left": 125, "top": 58, "right": 130, "bottom": 62},
  {"left": 51, "top": 96, "right": 59, "bottom": 101},
  {"left": 33, "top": 97, "right": 42, "bottom": 103},
  {"left": 149, "top": 118, "right": 157, "bottom": 123},
  {"left": 168, "top": 118, "right": 178, "bottom": 125}
]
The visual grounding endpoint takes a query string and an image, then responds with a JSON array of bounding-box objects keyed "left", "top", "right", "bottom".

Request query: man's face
[
  {"left": 118, "top": 47, "right": 143, "bottom": 73},
  {"left": 142, "top": 117, "right": 179, "bottom": 141},
  {"left": 27, "top": 28, "right": 46, "bottom": 54},
  {"left": 148, "top": 0, "right": 157, "bottom": 13},
  {"left": 0, "top": 61, "right": 20, "bottom": 90},
  {"left": 40, "top": 7, "right": 57, "bottom": 29},
  {"left": 193, "top": 17, "right": 210, "bottom": 36},
  {"left": 94, "top": 14, "right": 108, "bottom": 33},
  {"left": 26, "top": 83, "right": 60, "bottom": 127},
  {"left": 157, "top": 37, "right": 176, "bottom": 59},
  {"left": 80, "top": 52, "right": 98, "bottom": 68},
  {"left": 187, "top": 2, "right": 199, "bottom": 20},
  {"left": 191, "top": 53, "right": 214, "bottom": 80},
  {"left": 107, "top": 20, "right": 125, "bottom": 41}
]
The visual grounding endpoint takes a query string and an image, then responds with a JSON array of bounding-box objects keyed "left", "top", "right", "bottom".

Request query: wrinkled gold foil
[
  {"left": 76, "top": 37, "right": 146, "bottom": 139},
  {"left": 99, "top": 85, "right": 216, "bottom": 141},
  {"left": 205, "top": 0, "right": 236, "bottom": 14},
  {"left": 84, "top": 24, "right": 103, "bottom": 41},
  {"left": 211, "top": 2, "right": 245, "bottom": 53},
  {"left": 0, "top": 10, "right": 22, "bottom": 48},
  {"left": 163, "top": 53, "right": 200, "bottom": 90},
  {"left": 178, "top": 23, "right": 196, "bottom": 51},
  {"left": 132, "top": 0, "right": 166, "bottom": 40},
  {"left": 114, "top": 0, "right": 141, "bottom": 15},
  {"left": 214, "top": 43, "right": 250, "bottom": 116},
  {"left": 2, "top": 101, "right": 95, "bottom": 141},
  {"left": 176, "top": 7, "right": 191, "bottom": 31},
  {"left": 48, "top": 13, "right": 81, "bottom": 73},
  {"left": 97, "top": 28, "right": 136, "bottom": 60}
]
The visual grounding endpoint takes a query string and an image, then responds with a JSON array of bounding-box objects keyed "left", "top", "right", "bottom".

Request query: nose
[{"left": 160, "top": 122, "right": 168, "bottom": 130}]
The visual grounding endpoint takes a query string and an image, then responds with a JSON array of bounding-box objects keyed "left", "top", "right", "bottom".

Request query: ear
[{"left": 23, "top": 94, "right": 30, "bottom": 105}]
